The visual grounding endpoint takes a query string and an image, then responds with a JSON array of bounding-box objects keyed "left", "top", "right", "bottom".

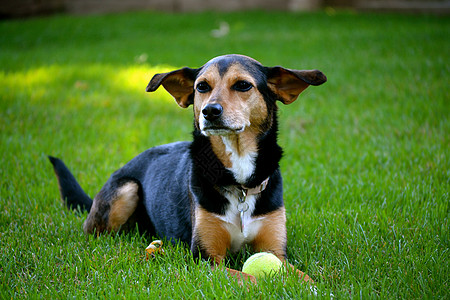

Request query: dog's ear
[
  {"left": 146, "top": 67, "right": 199, "bottom": 108},
  {"left": 267, "top": 67, "right": 327, "bottom": 105}
]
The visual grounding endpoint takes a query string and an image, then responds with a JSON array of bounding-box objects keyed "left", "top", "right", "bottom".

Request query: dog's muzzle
[{"left": 200, "top": 103, "right": 246, "bottom": 136}]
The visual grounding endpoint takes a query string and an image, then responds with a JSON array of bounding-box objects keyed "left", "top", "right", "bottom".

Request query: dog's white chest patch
[
  {"left": 217, "top": 192, "right": 264, "bottom": 253},
  {"left": 221, "top": 137, "right": 256, "bottom": 184}
]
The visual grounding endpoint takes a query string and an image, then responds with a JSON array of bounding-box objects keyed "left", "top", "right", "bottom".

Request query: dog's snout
[{"left": 202, "top": 103, "right": 223, "bottom": 121}]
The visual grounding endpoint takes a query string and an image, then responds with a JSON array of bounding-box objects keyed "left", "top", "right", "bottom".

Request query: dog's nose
[{"left": 202, "top": 103, "right": 223, "bottom": 121}]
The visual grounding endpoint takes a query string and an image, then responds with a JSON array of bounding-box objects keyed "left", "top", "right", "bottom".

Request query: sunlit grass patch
[{"left": 0, "top": 64, "right": 177, "bottom": 105}]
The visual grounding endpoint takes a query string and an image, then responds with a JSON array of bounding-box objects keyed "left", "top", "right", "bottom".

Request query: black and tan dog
[{"left": 49, "top": 54, "right": 326, "bottom": 283}]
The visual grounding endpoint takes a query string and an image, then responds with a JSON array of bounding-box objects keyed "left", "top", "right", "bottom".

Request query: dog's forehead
[{"left": 199, "top": 55, "right": 266, "bottom": 79}]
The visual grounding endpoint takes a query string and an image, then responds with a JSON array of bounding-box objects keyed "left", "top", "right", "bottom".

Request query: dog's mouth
[
  {"left": 201, "top": 126, "right": 245, "bottom": 136},
  {"left": 199, "top": 116, "right": 248, "bottom": 136}
]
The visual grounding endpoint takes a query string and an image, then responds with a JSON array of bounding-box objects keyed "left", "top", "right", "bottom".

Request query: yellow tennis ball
[{"left": 242, "top": 252, "right": 283, "bottom": 279}]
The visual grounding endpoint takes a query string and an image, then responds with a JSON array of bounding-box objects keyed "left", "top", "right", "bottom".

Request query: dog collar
[
  {"left": 236, "top": 177, "right": 269, "bottom": 233},
  {"left": 241, "top": 177, "right": 270, "bottom": 196}
]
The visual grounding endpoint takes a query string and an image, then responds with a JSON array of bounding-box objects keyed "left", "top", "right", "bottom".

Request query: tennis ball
[{"left": 242, "top": 252, "right": 283, "bottom": 279}]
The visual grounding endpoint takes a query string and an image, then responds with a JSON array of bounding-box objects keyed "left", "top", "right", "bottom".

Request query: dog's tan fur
[{"left": 107, "top": 182, "right": 140, "bottom": 231}]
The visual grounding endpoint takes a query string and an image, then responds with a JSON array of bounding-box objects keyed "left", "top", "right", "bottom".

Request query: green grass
[{"left": 0, "top": 10, "right": 448, "bottom": 298}]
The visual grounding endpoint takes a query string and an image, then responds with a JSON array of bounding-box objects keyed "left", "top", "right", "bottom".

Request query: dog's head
[{"left": 147, "top": 54, "right": 326, "bottom": 136}]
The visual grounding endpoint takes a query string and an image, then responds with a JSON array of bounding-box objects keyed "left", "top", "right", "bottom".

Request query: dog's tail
[{"left": 48, "top": 156, "right": 93, "bottom": 212}]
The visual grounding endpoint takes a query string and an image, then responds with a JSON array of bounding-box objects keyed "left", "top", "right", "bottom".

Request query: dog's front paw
[
  {"left": 212, "top": 265, "right": 257, "bottom": 285},
  {"left": 284, "top": 261, "right": 314, "bottom": 284},
  {"left": 239, "top": 271, "right": 257, "bottom": 284}
]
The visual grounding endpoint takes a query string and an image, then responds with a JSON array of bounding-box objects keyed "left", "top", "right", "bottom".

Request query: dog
[{"left": 49, "top": 54, "right": 326, "bottom": 284}]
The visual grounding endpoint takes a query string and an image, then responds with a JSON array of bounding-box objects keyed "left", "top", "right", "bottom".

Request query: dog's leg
[
  {"left": 193, "top": 207, "right": 230, "bottom": 262},
  {"left": 251, "top": 207, "right": 314, "bottom": 284},
  {"left": 83, "top": 182, "right": 139, "bottom": 234},
  {"left": 193, "top": 207, "right": 257, "bottom": 284},
  {"left": 251, "top": 207, "right": 287, "bottom": 258},
  {"left": 107, "top": 182, "right": 140, "bottom": 231}
]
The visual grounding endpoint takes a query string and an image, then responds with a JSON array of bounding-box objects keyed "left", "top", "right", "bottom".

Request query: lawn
[{"left": 0, "top": 10, "right": 448, "bottom": 299}]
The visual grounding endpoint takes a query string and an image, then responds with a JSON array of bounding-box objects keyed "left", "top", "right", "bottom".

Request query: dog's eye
[
  {"left": 196, "top": 82, "right": 211, "bottom": 93},
  {"left": 233, "top": 81, "right": 253, "bottom": 92}
]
